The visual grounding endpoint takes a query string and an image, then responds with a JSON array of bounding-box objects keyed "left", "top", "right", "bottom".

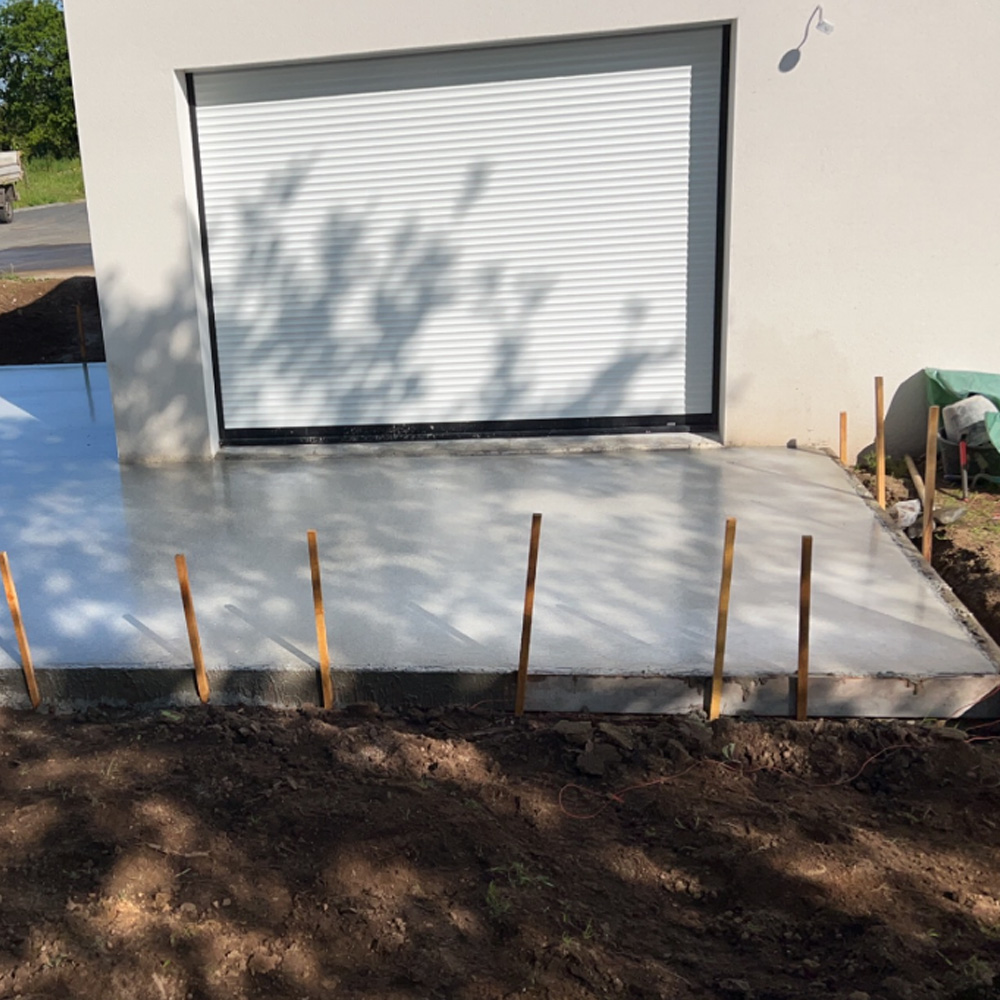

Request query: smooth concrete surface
[
  {"left": 1, "top": 365, "right": 997, "bottom": 715},
  {"left": 64, "top": 1, "right": 1000, "bottom": 462}
]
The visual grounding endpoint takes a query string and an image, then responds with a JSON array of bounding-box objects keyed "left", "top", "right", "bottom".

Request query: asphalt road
[{"left": 0, "top": 201, "right": 93, "bottom": 275}]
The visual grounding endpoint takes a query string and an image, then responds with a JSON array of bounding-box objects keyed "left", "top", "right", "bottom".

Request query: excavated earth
[{"left": 1, "top": 706, "right": 999, "bottom": 1000}]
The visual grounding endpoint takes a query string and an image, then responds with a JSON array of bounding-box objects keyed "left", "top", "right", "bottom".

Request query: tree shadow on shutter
[{"left": 201, "top": 155, "right": 702, "bottom": 442}]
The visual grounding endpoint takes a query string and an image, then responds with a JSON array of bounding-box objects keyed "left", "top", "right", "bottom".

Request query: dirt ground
[
  {"left": 2, "top": 706, "right": 1000, "bottom": 1000},
  {"left": 0, "top": 276, "right": 104, "bottom": 364},
  {"left": 928, "top": 488, "right": 1000, "bottom": 648}
]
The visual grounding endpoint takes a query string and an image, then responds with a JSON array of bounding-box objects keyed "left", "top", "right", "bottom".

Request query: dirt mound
[
  {"left": 2, "top": 706, "right": 999, "bottom": 999},
  {"left": 0, "top": 275, "right": 103, "bottom": 364}
]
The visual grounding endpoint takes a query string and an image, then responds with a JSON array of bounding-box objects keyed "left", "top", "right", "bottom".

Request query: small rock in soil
[
  {"left": 576, "top": 743, "right": 622, "bottom": 776},
  {"left": 597, "top": 722, "right": 635, "bottom": 751},
  {"left": 554, "top": 720, "right": 593, "bottom": 746},
  {"left": 674, "top": 717, "right": 712, "bottom": 752},
  {"left": 248, "top": 950, "right": 282, "bottom": 975}
]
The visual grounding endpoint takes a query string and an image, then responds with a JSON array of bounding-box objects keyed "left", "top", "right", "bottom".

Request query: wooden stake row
[
  {"left": 845, "top": 379, "right": 941, "bottom": 564},
  {"left": 875, "top": 376, "right": 886, "bottom": 509},
  {"left": 174, "top": 554, "right": 210, "bottom": 703},
  {"left": 707, "top": 524, "right": 813, "bottom": 721},
  {"left": 839, "top": 377, "right": 886, "bottom": 495},
  {"left": 797, "top": 535, "right": 813, "bottom": 722},
  {"left": 308, "top": 530, "right": 334, "bottom": 709},
  {"left": 3, "top": 510, "right": 816, "bottom": 718},
  {"left": 0, "top": 532, "right": 338, "bottom": 711},
  {"left": 708, "top": 518, "right": 737, "bottom": 721},
  {"left": 922, "top": 406, "right": 940, "bottom": 563},
  {"left": 172, "top": 532, "right": 336, "bottom": 708},
  {"left": 514, "top": 513, "right": 543, "bottom": 717},
  {"left": 0, "top": 552, "right": 40, "bottom": 709}
]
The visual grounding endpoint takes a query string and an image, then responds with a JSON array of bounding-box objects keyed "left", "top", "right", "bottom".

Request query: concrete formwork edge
[
  {"left": 2, "top": 667, "right": 997, "bottom": 719},
  {"left": 835, "top": 450, "right": 1000, "bottom": 675}
]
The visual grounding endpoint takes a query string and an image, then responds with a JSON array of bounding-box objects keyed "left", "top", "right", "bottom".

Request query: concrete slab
[{"left": 0, "top": 364, "right": 997, "bottom": 715}]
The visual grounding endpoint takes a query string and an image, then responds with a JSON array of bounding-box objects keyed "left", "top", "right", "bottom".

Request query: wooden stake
[
  {"left": 922, "top": 406, "right": 941, "bottom": 562},
  {"left": 76, "top": 303, "right": 87, "bottom": 363},
  {"left": 175, "top": 554, "right": 210, "bottom": 703},
  {"left": 796, "top": 535, "right": 813, "bottom": 722},
  {"left": 875, "top": 377, "right": 886, "bottom": 509},
  {"left": 839, "top": 412, "right": 848, "bottom": 466},
  {"left": 0, "top": 552, "right": 41, "bottom": 708},
  {"left": 514, "top": 513, "right": 542, "bottom": 717},
  {"left": 708, "top": 518, "right": 737, "bottom": 722},
  {"left": 904, "top": 453, "right": 925, "bottom": 505},
  {"left": 307, "top": 530, "right": 334, "bottom": 709}
]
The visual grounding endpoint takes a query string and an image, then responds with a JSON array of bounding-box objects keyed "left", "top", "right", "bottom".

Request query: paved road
[{"left": 0, "top": 201, "right": 93, "bottom": 274}]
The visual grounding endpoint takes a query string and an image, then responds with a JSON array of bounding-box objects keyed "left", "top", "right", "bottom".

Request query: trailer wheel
[{"left": 0, "top": 187, "right": 12, "bottom": 224}]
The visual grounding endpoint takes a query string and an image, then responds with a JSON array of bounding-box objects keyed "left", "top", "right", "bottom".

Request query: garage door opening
[{"left": 189, "top": 27, "right": 729, "bottom": 445}]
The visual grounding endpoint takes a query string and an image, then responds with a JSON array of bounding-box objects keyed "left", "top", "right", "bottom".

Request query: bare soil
[
  {"left": 857, "top": 469, "right": 1000, "bottom": 649},
  {"left": 2, "top": 706, "right": 1000, "bottom": 1000},
  {"left": 931, "top": 492, "right": 1000, "bottom": 650},
  {"left": 0, "top": 276, "right": 104, "bottom": 364}
]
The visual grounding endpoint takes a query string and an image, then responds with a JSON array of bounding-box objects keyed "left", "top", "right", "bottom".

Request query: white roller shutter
[{"left": 191, "top": 28, "right": 724, "bottom": 438}]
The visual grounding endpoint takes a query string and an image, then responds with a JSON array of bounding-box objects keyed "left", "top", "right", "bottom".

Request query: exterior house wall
[{"left": 63, "top": 0, "right": 1000, "bottom": 462}]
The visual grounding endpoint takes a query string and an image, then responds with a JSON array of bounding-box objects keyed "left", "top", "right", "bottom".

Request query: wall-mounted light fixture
[{"left": 779, "top": 5, "right": 835, "bottom": 72}]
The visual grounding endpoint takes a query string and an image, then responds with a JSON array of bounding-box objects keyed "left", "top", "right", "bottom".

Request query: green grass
[{"left": 14, "top": 156, "right": 85, "bottom": 207}]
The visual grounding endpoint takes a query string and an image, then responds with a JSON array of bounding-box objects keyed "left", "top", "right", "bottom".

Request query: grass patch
[
  {"left": 484, "top": 880, "right": 511, "bottom": 923},
  {"left": 14, "top": 156, "right": 85, "bottom": 208},
  {"left": 949, "top": 491, "right": 1000, "bottom": 540}
]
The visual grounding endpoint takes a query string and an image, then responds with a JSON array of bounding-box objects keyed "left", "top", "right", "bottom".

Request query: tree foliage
[{"left": 0, "top": 0, "right": 77, "bottom": 158}]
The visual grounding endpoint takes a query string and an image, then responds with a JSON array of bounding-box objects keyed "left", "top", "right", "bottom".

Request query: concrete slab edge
[
  {"left": 829, "top": 450, "right": 1000, "bottom": 677},
  {"left": 3, "top": 666, "right": 997, "bottom": 719},
  {"left": 219, "top": 431, "right": 723, "bottom": 462},
  {"left": 0, "top": 666, "right": 517, "bottom": 713}
]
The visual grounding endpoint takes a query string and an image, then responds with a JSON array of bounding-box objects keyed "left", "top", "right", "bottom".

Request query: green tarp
[{"left": 924, "top": 368, "right": 1000, "bottom": 453}]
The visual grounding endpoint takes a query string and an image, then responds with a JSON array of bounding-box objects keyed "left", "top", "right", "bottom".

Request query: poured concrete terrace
[{"left": 0, "top": 365, "right": 997, "bottom": 716}]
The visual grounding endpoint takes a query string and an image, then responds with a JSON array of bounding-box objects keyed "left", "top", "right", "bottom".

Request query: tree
[{"left": 0, "top": 0, "right": 77, "bottom": 158}]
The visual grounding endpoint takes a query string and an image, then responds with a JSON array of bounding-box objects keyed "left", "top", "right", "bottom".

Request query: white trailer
[{"left": 0, "top": 151, "right": 23, "bottom": 223}]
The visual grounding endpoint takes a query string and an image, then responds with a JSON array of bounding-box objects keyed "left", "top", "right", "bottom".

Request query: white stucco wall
[{"left": 63, "top": 0, "right": 1000, "bottom": 462}]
